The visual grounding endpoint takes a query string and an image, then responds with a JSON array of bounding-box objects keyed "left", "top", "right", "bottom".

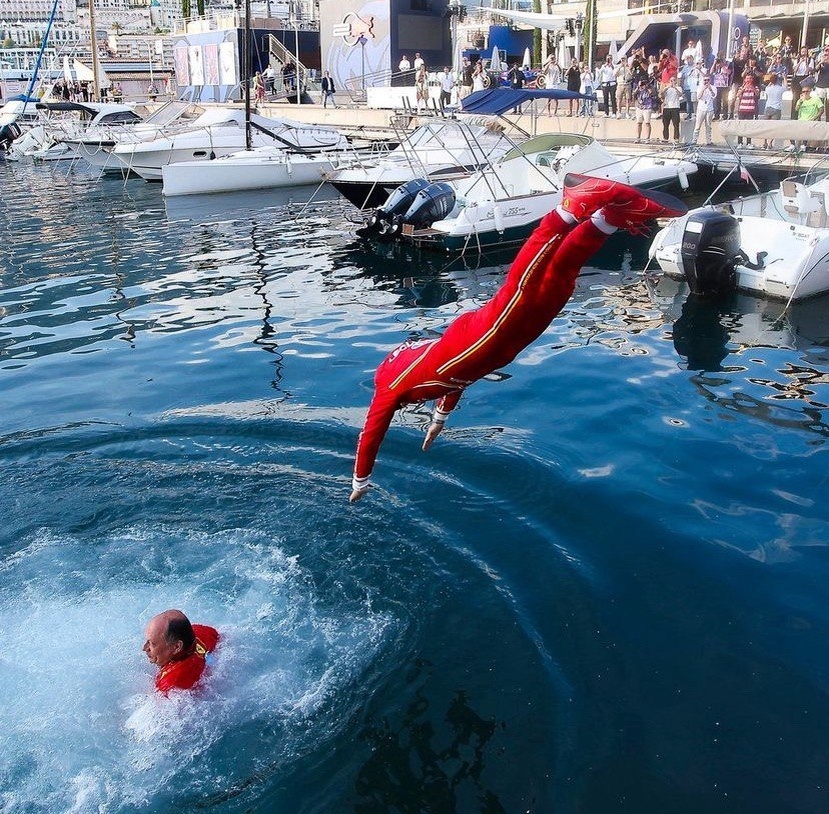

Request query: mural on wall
[
  {"left": 171, "top": 30, "right": 239, "bottom": 102},
  {"left": 172, "top": 43, "right": 189, "bottom": 86},
  {"left": 218, "top": 41, "right": 237, "bottom": 86},
  {"left": 187, "top": 45, "right": 205, "bottom": 86},
  {"left": 321, "top": 0, "right": 390, "bottom": 95},
  {"left": 203, "top": 43, "right": 220, "bottom": 86}
]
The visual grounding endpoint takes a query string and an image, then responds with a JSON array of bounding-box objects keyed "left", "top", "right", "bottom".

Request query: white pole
[
  {"left": 800, "top": 0, "right": 810, "bottom": 50},
  {"left": 725, "top": 0, "right": 735, "bottom": 61}
]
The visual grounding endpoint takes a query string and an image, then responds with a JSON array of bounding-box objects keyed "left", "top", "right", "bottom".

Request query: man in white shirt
[
  {"left": 597, "top": 56, "right": 617, "bottom": 117},
  {"left": 413, "top": 53, "right": 425, "bottom": 71},
  {"left": 692, "top": 74, "right": 717, "bottom": 145},
  {"left": 399, "top": 55, "right": 411, "bottom": 73}
]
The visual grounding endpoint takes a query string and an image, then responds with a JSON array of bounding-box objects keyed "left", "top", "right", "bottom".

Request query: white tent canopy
[
  {"left": 73, "top": 59, "right": 110, "bottom": 88},
  {"left": 478, "top": 6, "right": 647, "bottom": 31}
]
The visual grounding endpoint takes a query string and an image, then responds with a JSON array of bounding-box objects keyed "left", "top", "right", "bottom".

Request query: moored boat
[
  {"left": 649, "top": 175, "right": 829, "bottom": 302},
  {"left": 359, "top": 133, "right": 697, "bottom": 253}
]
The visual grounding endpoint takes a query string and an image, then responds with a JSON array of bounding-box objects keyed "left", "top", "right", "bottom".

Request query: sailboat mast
[
  {"left": 24, "top": 0, "right": 61, "bottom": 100},
  {"left": 88, "top": 0, "right": 101, "bottom": 100},
  {"left": 244, "top": 0, "right": 252, "bottom": 149}
]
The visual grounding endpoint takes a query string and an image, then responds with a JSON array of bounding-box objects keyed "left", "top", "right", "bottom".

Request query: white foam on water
[{"left": 0, "top": 527, "right": 395, "bottom": 813}]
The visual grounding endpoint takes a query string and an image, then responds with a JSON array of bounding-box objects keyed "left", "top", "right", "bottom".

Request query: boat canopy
[
  {"left": 459, "top": 88, "right": 593, "bottom": 116},
  {"left": 719, "top": 119, "right": 829, "bottom": 143}
]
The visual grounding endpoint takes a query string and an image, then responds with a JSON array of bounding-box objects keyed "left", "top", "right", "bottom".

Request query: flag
[{"left": 739, "top": 161, "right": 760, "bottom": 192}]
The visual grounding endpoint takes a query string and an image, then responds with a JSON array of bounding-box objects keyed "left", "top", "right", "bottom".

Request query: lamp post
[
  {"left": 358, "top": 33, "right": 366, "bottom": 93},
  {"left": 574, "top": 12, "right": 583, "bottom": 64}
]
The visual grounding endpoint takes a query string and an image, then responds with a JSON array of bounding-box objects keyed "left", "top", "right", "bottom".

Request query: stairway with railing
[{"left": 267, "top": 33, "right": 309, "bottom": 101}]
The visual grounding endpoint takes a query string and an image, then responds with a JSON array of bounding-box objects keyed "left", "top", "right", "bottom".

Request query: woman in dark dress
[{"left": 566, "top": 58, "right": 581, "bottom": 116}]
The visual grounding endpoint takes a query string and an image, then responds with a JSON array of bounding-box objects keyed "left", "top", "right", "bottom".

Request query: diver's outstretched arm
[{"left": 350, "top": 390, "right": 399, "bottom": 502}]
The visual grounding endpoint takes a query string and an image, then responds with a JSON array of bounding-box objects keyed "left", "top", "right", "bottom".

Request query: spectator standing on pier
[
  {"left": 399, "top": 55, "right": 411, "bottom": 73},
  {"left": 711, "top": 55, "right": 730, "bottom": 119},
  {"left": 507, "top": 62, "right": 525, "bottom": 114},
  {"left": 439, "top": 67, "right": 453, "bottom": 109},
  {"left": 472, "top": 60, "right": 486, "bottom": 93},
  {"left": 761, "top": 72, "right": 784, "bottom": 149},
  {"left": 679, "top": 55, "right": 698, "bottom": 118},
  {"left": 413, "top": 53, "right": 424, "bottom": 72},
  {"left": 459, "top": 58, "right": 474, "bottom": 103},
  {"left": 634, "top": 78, "right": 657, "bottom": 143},
  {"left": 566, "top": 58, "right": 581, "bottom": 116},
  {"left": 692, "top": 74, "right": 716, "bottom": 146},
  {"left": 615, "top": 58, "right": 631, "bottom": 118},
  {"left": 658, "top": 49, "right": 678, "bottom": 89},
  {"left": 815, "top": 47, "right": 829, "bottom": 118},
  {"left": 321, "top": 70, "right": 337, "bottom": 108},
  {"left": 253, "top": 71, "right": 265, "bottom": 103},
  {"left": 598, "top": 55, "right": 617, "bottom": 117},
  {"left": 727, "top": 46, "right": 749, "bottom": 119},
  {"left": 415, "top": 65, "right": 429, "bottom": 113},
  {"left": 779, "top": 35, "right": 795, "bottom": 72},
  {"left": 543, "top": 55, "right": 561, "bottom": 116},
  {"left": 792, "top": 47, "right": 815, "bottom": 100},
  {"left": 660, "top": 76, "right": 682, "bottom": 143},
  {"left": 579, "top": 63, "right": 595, "bottom": 117},
  {"left": 263, "top": 65, "right": 275, "bottom": 94},
  {"left": 735, "top": 74, "right": 759, "bottom": 146}
]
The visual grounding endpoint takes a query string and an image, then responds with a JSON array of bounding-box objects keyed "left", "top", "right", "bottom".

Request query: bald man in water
[{"left": 143, "top": 609, "right": 220, "bottom": 693}]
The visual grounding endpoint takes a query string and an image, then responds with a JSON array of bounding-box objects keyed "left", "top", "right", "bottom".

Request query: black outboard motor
[
  {"left": 400, "top": 182, "right": 457, "bottom": 230},
  {"left": 0, "top": 122, "right": 22, "bottom": 152},
  {"left": 680, "top": 209, "right": 741, "bottom": 297},
  {"left": 356, "top": 178, "right": 430, "bottom": 238}
]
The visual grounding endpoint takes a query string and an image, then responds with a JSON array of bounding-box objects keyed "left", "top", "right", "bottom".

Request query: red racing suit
[
  {"left": 352, "top": 210, "right": 610, "bottom": 490},
  {"left": 155, "top": 624, "right": 220, "bottom": 693}
]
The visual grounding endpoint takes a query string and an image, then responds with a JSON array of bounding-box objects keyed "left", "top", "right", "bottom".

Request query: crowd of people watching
[{"left": 386, "top": 36, "right": 827, "bottom": 149}]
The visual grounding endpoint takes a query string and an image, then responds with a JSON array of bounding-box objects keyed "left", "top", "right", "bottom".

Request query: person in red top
[
  {"left": 143, "top": 609, "right": 220, "bottom": 693},
  {"left": 349, "top": 174, "right": 688, "bottom": 502}
]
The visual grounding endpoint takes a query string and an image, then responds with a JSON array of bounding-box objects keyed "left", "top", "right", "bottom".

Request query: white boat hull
[
  {"left": 161, "top": 150, "right": 336, "bottom": 196},
  {"left": 650, "top": 184, "right": 829, "bottom": 302}
]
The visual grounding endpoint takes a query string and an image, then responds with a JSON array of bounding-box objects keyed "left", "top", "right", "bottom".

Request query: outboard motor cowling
[
  {"left": 680, "top": 209, "right": 741, "bottom": 297},
  {"left": 401, "top": 182, "right": 457, "bottom": 229},
  {"left": 357, "top": 178, "right": 431, "bottom": 238}
]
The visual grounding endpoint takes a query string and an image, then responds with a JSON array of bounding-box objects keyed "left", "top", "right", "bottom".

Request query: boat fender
[
  {"left": 677, "top": 166, "right": 689, "bottom": 190},
  {"left": 736, "top": 249, "right": 767, "bottom": 271},
  {"left": 493, "top": 202, "right": 505, "bottom": 234}
]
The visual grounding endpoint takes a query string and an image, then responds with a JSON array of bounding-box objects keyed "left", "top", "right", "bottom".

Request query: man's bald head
[{"left": 143, "top": 609, "right": 195, "bottom": 666}]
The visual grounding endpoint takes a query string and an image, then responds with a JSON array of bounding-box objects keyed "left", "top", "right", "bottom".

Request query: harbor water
[{"left": 1, "top": 161, "right": 828, "bottom": 813}]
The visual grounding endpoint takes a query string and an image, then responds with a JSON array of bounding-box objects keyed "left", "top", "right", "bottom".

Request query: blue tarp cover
[{"left": 459, "top": 88, "right": 596, "bottom": 116}]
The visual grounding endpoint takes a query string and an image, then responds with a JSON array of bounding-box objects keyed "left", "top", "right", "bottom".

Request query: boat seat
[
  {"left": 780, "top": 180, "right": 823, "bottom": 223},
  {"left": 806, "top": 191, "right": 827, "bottom": 228},
  {"left": 536, "top": 152, "right": 557, "bottom": 168}
]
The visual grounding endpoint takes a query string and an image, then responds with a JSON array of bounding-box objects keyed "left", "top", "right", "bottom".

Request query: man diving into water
[
  {"left": 350, "top": 173, "right": 687, "bottom": 502},
  {"left": 143, "top": 609, "right": 220, "bottom": 693}
]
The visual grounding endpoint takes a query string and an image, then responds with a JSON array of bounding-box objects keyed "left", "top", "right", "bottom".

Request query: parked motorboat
[
  {"left": 111, "top": 107, "right": 349, "bottom": 181},
  {"left": 23, "top": 101, "right": 142, "bottom": 164},
  {"left": 359, "top": 133, "right": 697, "bottom": 253},
  {"left": 162, "top": 144, "right": 348, "bottom": 196},
  {"left": 324, "top": 117, "right": 516, "bottom": 210},
  {"left": 649, "top": 175, "right": 829, "bottom": 302}
]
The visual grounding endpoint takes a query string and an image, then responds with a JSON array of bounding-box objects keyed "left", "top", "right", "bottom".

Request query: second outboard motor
[
  {"left": 357, "top": 178, "right": 430, "bottom": 238},
  {"left": 680, "top": 209, "right": 741, "bottom": 297}
]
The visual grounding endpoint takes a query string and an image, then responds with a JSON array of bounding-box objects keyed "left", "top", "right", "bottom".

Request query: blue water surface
[{"left": 1, "top": 161, "right": 828, "bottom": 814}]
